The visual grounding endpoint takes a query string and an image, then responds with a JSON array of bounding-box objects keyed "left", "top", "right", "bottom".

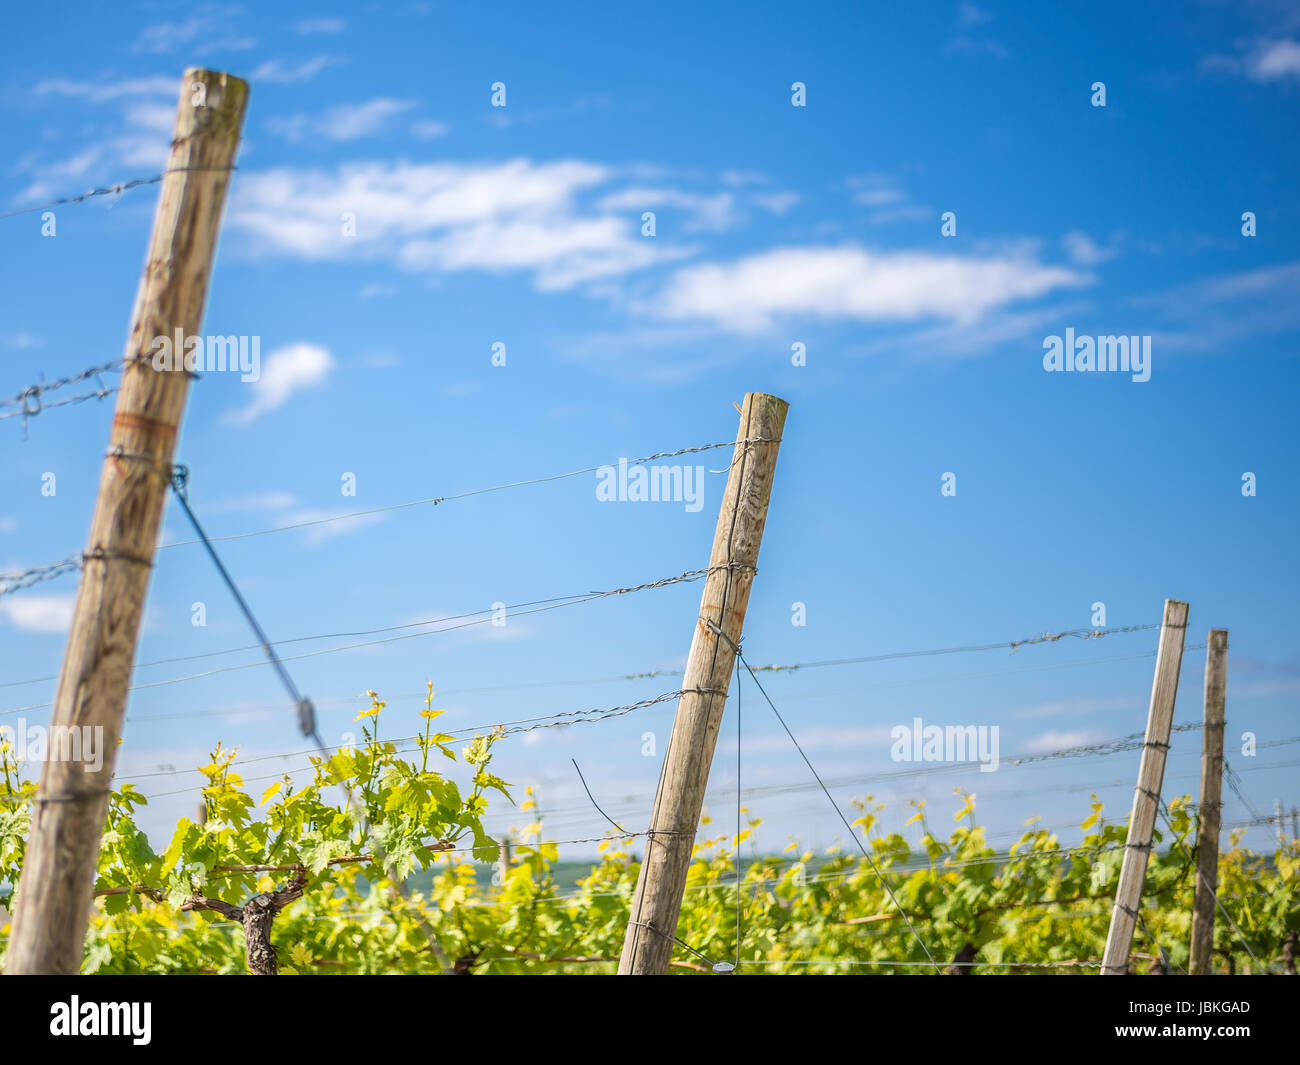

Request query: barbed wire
[
  {"left": 113, "top": 646, "right": 1176, "bottom": 725},
  {"left": 0, "top": 358, "right": 124, "bottom": 410},
  {"left": 0, "top": 555, "right": 83, "bottom": 598},
  {"left": 0, "top": 175, "right": 164, "bottom": 221},
  {"left": 0, "top": 437, "right": 762, "bottom": 604},
  {"left": 748, "top": 624, "right": 1163, "bottom": 674},
  {"left": 158, "top": 439, "right": 769, "bottom": 550},
  {"left": 1007, "top": 719, "right": 1206, "bottom": 766},
  {"left": 0, "top": 618, "right": 1172, "bottom": 710},
  {"left": 0, "top": 569, "right": 716, "bottom": 718},
  {"left": 0, "top": 165, "right": 237, "bottom": 223},
  {"left": 0, "top": 358, "right": 123, "bottom": 436}
]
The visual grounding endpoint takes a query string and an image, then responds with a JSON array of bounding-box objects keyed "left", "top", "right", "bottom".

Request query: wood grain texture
[
  {"left": 1100, "top": 598, "right": 1189, "bottom": 975},
  {"left": 1188, "top": 628, "right": 1227, "bottom": 975},
  {"left": 618, "top": 392, "right": 787, "bottom": 975},
  {"left": 4, "top": 69, "right": 248, "bottom": 975}
]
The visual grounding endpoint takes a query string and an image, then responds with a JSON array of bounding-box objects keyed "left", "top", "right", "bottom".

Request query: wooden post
[
  {"left": 618, "top": 392, "right": 786, "bottom": 975},
  {"left": 1189, "top": 628, "right": 1227, "bottom": 975},
  {"left": 4, "top": 69, "right": 248, "bottom": 975},
  {"left": 497, "top": 838, "right": 511, "bottom": 886},
  {"left": 1100, "top": 598, "right": 1189, "bottom": 975}
]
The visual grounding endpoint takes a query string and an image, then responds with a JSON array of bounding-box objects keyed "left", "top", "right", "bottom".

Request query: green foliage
[{"left": 2, "top": 703, "right": 1295, "bottom": 974}]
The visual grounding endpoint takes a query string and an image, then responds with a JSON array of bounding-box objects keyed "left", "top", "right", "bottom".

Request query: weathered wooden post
[
  {"left": 618, "top": 393, "right": 786, "bottom": 975},
  {"left": 1189, "top": 629, "right": 1227, "bottom": 975},
  {"left": 1100, "top": 599, "right": 1188, "bottom": 975},
  {"left": 4, "top": 69, "right": 248, "bottom": 974}
]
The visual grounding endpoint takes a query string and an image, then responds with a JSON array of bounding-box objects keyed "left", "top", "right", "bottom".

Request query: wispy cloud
[
  {"left": 294, "top": 17, "right": 346, "bottom": 35},
  {"left": 1132, "top": 260, "right": 1300, "bottom": 354},
  {"left": 846, "top": 172, "right": 932, "bottom": 225},
  {"left": 0, "top": 594, "right": 75, "bottom": 634},
  {"left": 1009, "top": 695, "right": 1144, "bottom": 720},
  {"left": 191, "top": 491, "right": 300, "bottom": 515},
  {"left": 946, "top": 2, "right": 1008, "bottom": 58},
  {"left": 18, "top": 77, "right": 178, "bottom": 201},
  {"left": 34, "top": 75, "right": 176, "bottom": 104},
  {"left": 847, "top": 173, "right": 907, "bottom": 208},
  {"left": 269, "top": 97, "right": 420, "bottom": 142},
  {"left": 2, "top": 332, "right": 43, "bottom": 350},
  {"left": 1249, "top": 38, "right": 1300, "bottom": 80},
  {"left": 1204, "top": 38, "right": 1300, "bottom": 82},
  {"left": 597, "top": 186, "right": 739, "bottom": 232},
  {"left": 652, "top": 244, "right": 1089, "bottom": 333},
  {"left": 411, "top": 119, "right": 449, "bottom": 140},
  {"left": 228, "top": 159, "right": 691, "bottom": 291},
  {"left": 132, "top": 12, "right": 256, "bottom": 55},
  {"left": 250, "top": 54, "right": 339, "bottom": 84},
  {"left": 223, "top": 343, "right": 333, "bottom": 425},
  {"left": 1020, "top": 729, "right": 1105, "bottom": 753},
  {"left": 1062, "top": 230, "right": 1121, "bottom": 267}
]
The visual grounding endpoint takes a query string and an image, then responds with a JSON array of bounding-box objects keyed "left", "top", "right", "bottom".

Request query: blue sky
[{"left": 1, "top": 1, "right": 1298, "bottom": 857}]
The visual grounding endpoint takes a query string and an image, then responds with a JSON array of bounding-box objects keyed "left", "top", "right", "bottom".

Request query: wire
[
  {"left": 748, "top": 624, "right": 1161, "bottom": 674},
  {"left": 737, "top": 650, "right": 941, "bottom": 973},
  {"left": 158, "top": 440, "right": 759, "bottom": 550},
  {"left": 0, "top": 571, "right": 715, "bottom": 716},
  {"left": 1157, "top": 800, "right": 1262, "bottom": 964},
  {"left": 170, "top": 466, "right": 319, "bottom": 745},
  {"left": 0, "top": 166, "right": 236, "bottom": 222},
  {"left": 734, "top": 652, "right": 742, "bottom": 971}
]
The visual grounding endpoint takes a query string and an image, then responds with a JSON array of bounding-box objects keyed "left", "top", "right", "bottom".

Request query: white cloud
[
  {"left": 845, "top": 173, "right": 934, "bottom": 224},
  {"left": 1203, "top": 38, "right": 1300, "bottom": 83},
  {"left": 223, "top": 343, "right": 333, "bottom": 425},
  {"left": 269, "top": 98, "right": 419, "bottom": 142},
  {"left": 720, "top": 169, "right": 770, "bottom": 187},
  {"left": 847, "top": 173, "right": 906, "bottom": 208},
  {"left": 228, "top": 159, "right": 689, "bottom": 291},
  {"left": 752, "top": 191, "right": 800, "bottom": 215},
  {"left": 250, "top": 55, "right": 338, "bottom": 84},
  {"left": 193, "top": 491, "right": 299, "bottom": 515},
  {"left": 597, "top": 186, "right": 738, "bottom": 232},
  {"left": 859, "top": 298, "right": 1093, "bottom": 360},
  {"left": 1247, "top": 39, "right": 1300, "bottom": 82},
  {"left": 133, "top": 13, "right": 256, "bottom": 55},
  {"left": 2, "top": 332, "right": 43, "bottom": 350},
  {"left": 654, "top": 244, "right": 1089, "bottom": 332},
  {"left": 34, "top": 75, "right": 176, "bottom": 104},
  {"left": 957, "top": 3, "right": 993, "bottom": 28},
  {"left": 1133, "top": 260, "right": 1300, "bottom": 353},
  {"left": 1230, "top": 678, "right": 1300, "bottom": 699},
  {"left": 412, "top": 119, "right": 449, "bottom": 140},
  {"left": 0, "top": 594, "right": 76, "bottom": 634},
  {"left": 1020, "top": 729, "right": 1104, "bottom": 753},
  {"left": 1010, "top": 695, "right": 1144, "bottom": 720},
  {"left": 17, "top": 77, "right": 177, "bottom": 201},
  {"left": 1062, "top": 230, "right": 1119, "bottom": 267},
  {"left": 294, "top": 17, "right": 346, "bottom": 34}
]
